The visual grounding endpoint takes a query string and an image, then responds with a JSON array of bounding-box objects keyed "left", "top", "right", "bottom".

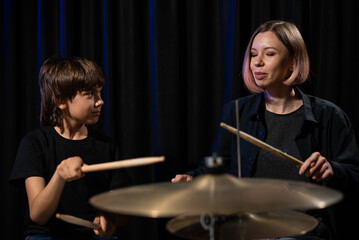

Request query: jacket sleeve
[{"left": 326, "top": 107, "right": 359, "bottom": 194}]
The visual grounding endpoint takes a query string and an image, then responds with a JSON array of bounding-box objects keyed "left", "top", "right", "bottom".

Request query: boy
[{"left": 10, "top": 56, "right": 131, "bottom": 239}]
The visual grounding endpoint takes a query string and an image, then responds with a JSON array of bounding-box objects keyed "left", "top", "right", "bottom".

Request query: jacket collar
[
  {"left": 248, "top": 87, "right": 318, "bottom": 125},
  {"left": 295, "top": 87, "right": 318, "bottom": 125}
]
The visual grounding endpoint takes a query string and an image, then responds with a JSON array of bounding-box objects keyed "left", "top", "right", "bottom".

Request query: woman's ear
[
  {"left": 285, "top": 62, "right": 294, "bottom": 79},
  {"left": 290, "top": 61, "right": 296, "bottom": 72},
  {"left": 287, "top": 57, "right": 295, "bottom": 71},
  {"left": 283, "top": 59, "right": 298, "bottom": 86}
]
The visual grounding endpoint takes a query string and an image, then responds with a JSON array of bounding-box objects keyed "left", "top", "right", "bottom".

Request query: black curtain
[{"left": 2, "top": 0, "right": 359, "bottom": 239}]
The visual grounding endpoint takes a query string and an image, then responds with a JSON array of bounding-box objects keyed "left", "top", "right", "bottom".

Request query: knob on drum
[{"left": 204, "top": 154, "right": 225, "bottom": 174}]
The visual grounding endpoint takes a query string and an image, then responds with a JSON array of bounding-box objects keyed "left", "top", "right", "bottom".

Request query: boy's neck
[{"left": 54, "top": 124, "right": 88, "bottom": 140}]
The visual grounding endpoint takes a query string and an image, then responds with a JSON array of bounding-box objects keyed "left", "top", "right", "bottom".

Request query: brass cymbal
[
  {"left": 89, "top": 173, "right": 342, "bottom": 218},
  {"left": 166, "top": 210, "right": 318, "bottom": 240}
]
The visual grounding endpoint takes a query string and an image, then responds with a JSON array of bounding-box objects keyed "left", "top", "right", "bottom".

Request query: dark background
[{"left": 2, "top": 0, "right": 359, "bottom": 239}]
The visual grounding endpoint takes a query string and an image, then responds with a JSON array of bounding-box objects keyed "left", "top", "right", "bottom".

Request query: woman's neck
[{"left": 263, "top": 88, "right": 303, "bottom": 114}]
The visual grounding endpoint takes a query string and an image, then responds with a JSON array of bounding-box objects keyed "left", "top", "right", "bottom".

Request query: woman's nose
[{"left": 254, "top": 57, "right": 263, "bottom": 66}]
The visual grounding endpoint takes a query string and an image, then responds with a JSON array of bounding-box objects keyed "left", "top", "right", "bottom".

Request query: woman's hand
[
  {"left": 299, "top": 152, "right": 334, "bottom": 182},
  {"left": 171, "top": 174, "right": 193, "bottom": 183}
]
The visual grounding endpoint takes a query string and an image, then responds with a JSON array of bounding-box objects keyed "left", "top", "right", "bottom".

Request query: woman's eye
[{"left": 266, "top": 52, "right": 275, "bottom": 56}]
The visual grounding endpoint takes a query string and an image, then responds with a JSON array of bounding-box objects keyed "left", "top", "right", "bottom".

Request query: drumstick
[
  {"left": 220, "top": 122, "right": 303, "bottom": 167},
  {"left": 56, "top": 213, "right": 101, "bottom": 230},
  {"left": 81, "top": 156, "right": 165, "bottom": 173}
]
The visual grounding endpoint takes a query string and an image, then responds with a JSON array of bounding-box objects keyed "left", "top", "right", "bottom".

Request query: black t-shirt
[{"left": 9, "top": 125, "right": 131, "bottom": 238}]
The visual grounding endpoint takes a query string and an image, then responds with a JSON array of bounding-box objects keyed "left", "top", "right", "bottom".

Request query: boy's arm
[{"left": 25, "top": 156, "right": 84, "bottom": 225}]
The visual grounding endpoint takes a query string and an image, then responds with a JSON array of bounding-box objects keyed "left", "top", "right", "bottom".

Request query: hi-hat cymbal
[
  {"left": 89, "top": 173, "right": 342, "bottom": 218},
  {"left": 166, "top": 210, "right": 318, "bottom": 240}
]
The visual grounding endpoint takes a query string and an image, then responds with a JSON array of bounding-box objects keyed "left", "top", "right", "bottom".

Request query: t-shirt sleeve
[{"left": 9, "top": 130, "right": 46, "bottom": 185}]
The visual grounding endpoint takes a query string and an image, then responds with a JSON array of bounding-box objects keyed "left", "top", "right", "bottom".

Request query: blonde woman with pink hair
[{"left": 173, "top": 20, "right": 359, "bottom": 239}]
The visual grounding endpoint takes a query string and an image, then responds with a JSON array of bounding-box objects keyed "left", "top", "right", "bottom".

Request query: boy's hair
[
  {"left": 39, "top": 56, "right": 105, "bottom": 128},
  {"left": 242, "top": 20, "right": 310, "bottom": 93}
]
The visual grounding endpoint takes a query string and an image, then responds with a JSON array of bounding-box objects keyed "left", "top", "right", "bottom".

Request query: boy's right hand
[
  {"left": 171, "top": 174, "right": 193, "bottom": 183},
  {"left": 56, "top": 156, "right": 85, "bottom": 182}
]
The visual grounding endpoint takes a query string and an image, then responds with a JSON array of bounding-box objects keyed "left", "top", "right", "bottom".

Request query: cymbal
[
  {"left": 89, "top": 173, "right": 342, "bottom": 218},
  {"left": 166, "top": 210, "right": 318, "bottom": 240}
]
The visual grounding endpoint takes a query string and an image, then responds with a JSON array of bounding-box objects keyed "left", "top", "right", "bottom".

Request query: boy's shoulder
[
  {"left": 87, "top": 125, "right": 116, "bottom": 144},
  {"left": 21, "top": 125, "right": 52, "bottom": 142}
]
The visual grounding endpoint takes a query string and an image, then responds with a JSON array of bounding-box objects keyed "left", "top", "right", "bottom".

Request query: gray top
[{"left": 253, "top": 105, "right": 307, "bottom": 181}]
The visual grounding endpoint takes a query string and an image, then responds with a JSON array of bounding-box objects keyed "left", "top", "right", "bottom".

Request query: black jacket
[{"left": 188, "top": 87, "right": 359, "bottom": 239}]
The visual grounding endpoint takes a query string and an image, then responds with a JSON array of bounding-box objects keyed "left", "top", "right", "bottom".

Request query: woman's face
[{"left": 250, "top": 31, "right": 293, "bottom": 91}]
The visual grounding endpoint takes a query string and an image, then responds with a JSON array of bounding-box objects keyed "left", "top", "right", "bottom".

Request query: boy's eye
[{"left": 81, "top": 90, "right": 94, "bottom": 96}]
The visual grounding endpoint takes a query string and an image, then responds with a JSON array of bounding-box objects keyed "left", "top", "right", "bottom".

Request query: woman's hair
[
  {"left": 39, "top": 56, "right": 105, "bottom": 128},
  {"left": 242, "top": 20, "right": 310, "bottom": 93}
]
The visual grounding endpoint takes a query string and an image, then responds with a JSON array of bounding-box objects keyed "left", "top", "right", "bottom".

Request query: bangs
[{"left": 46, "top": 57, "right": 105, "bottom": 101}]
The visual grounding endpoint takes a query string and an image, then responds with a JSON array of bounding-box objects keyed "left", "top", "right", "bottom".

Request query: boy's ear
[
  {"left": 54, "top": 98, "right": 67, "bottom": 110},
  {"left": 57, "top": 103, "right": 67, "bottom": 110}
]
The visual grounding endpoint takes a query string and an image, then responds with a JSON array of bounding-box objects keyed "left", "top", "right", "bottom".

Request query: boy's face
[{"left": 60, "top": 86, "right": 104, "bottom": 126}]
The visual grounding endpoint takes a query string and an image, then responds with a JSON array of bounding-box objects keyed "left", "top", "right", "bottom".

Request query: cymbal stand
[
  {"left": 235, "top": 99, "right": 241, "bottom": 178},
  {"left": 200, "top": 212, "right": 215, "bottom": 240}
]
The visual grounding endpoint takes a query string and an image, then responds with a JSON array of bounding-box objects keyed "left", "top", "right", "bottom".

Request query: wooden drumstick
[
  {"left": 56, "top": 213, "right": 101, "bottom": 230},
  {"left": 81, "top": 156, "right": 165, "bottom": 173},
  {"left": 220, "top": 122, "right": 303, "bottom": 167}
]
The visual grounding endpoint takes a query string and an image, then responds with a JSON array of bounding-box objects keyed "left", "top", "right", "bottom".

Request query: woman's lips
[{"left": 254, "top": 72, "right": 267, "bottom": 80}]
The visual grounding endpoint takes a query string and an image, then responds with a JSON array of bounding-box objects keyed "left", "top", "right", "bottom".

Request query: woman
[{"left": 172, "top": 20, "right": 359, "bottom": 239}]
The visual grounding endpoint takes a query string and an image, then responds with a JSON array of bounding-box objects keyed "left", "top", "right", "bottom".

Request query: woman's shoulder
[
  {"left": 221, "top": 94, "right": 261, "bottom": 116},
  {"left": 304, "top": 94, "right": 351, "bottom": 125},
  {"left": 306, "top": 94, "right": 345, "bottom": 113},
  {"left": 223, "top": 93, "right": 259, "bottom": 108}
]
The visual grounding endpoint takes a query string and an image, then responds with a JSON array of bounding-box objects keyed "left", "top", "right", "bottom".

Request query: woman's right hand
[{"left": 171, "top": 174, "right": 193, "bottom": 183}]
